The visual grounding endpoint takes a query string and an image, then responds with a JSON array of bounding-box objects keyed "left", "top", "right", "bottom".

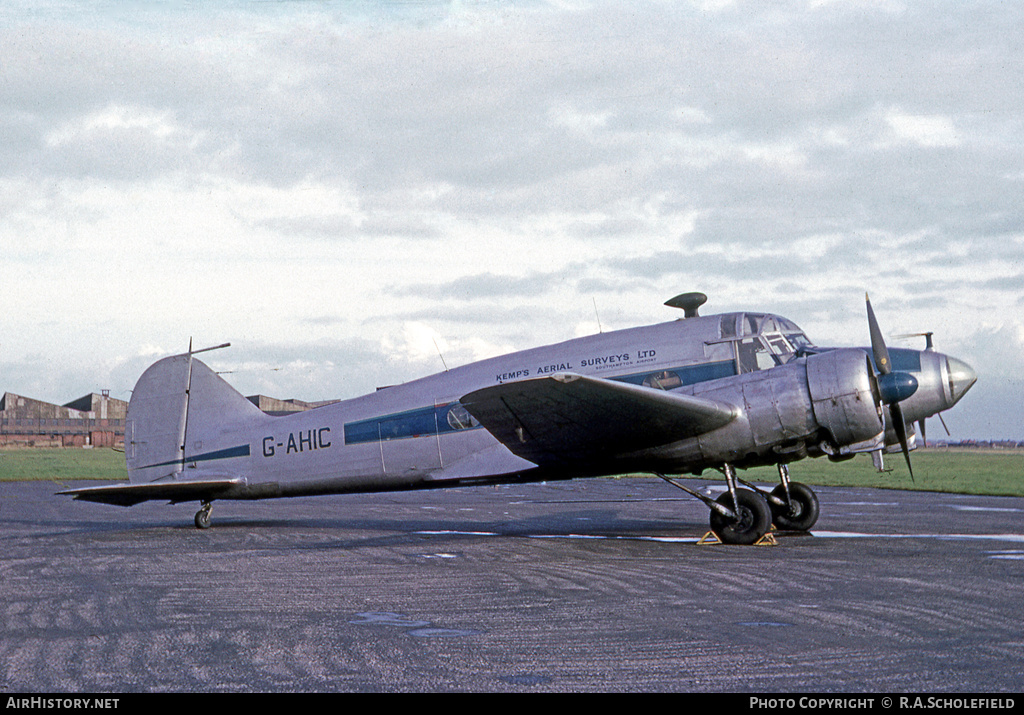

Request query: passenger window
[
  {"left": 643, "top": 371, "right": 682, "bottom": 390},
  {"left": 447, "top": 405, "right": 479, "bottom": 430}
]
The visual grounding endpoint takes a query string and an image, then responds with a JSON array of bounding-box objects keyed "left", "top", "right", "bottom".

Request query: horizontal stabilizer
[
  {"left": 57, "top": 478, "right": 244, "bottom": 507},
  {"left": 460, "top": 373, "right": 737, "bottom": 467}
]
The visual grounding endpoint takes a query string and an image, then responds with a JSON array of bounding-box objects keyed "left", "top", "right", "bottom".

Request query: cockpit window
[
  {"left": 787, "top": 332, "right": 813, "bottom": 351},
  {"left": 732, "top": 313, "right": 815, "bottom": 372},
  {"left": 737, "top": 338, "right": 776, "bottom": 373},
  {"left": 742, "top": 314, "right": 763, "bottom": 337},
  {"left": 766, "top": 334, "right": 793, "bottom": 355},
  {"left": 777, "top": 317, "right": 801, "bottom": 333},
  {"left": 720, "top": 314, "right": 738, "bottom": 339}
]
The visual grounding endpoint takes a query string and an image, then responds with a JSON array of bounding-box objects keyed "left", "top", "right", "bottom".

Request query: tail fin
[{"left": 126, "top": 353, "right": 269, "bottom": 484}]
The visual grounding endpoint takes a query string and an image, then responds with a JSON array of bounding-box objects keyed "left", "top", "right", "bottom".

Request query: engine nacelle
[{"left": 805, "top": 348, "right": 884, "bottom": 449}]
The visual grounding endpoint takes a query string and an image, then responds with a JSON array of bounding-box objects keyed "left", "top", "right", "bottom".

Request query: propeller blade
[
  {"left": 890, "top": 402, "right": 914, "bottom": 481},
  {"left": 866, "top": 293, "right": 918, "bottom": 480},
  {"left": 938, "top": 411, "right": 951, "bottom": 437},
  {"left": 866, "top": 293, "right": 892, "bottom": 375}
]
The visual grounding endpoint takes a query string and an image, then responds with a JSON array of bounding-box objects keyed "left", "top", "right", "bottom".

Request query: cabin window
[
  {"left": 346, "top": 402, "right": 482, "bottom": 445},
  {"left": 447, "top": 404, "right": 479, "bottom": 430},
  {"left": 643, "top": 371, "right": 683, "bottom": 390}
]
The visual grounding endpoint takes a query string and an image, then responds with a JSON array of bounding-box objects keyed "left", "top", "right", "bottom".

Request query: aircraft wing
[
  {"left": 460, "top": 373, "right": 738, "bottom": 467},
  {"left": 56, "top": 478, "right": 244, "bottom": 507}
]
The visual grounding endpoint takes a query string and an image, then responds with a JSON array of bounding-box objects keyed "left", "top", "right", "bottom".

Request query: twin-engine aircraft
[{"left": 60, "top": 293, "right": 976, "bottom": 544}]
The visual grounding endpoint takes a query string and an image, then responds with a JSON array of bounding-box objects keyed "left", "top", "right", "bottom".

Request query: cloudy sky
[{"left": 2, "top": 0, "right": 1022, "bottom": 440}]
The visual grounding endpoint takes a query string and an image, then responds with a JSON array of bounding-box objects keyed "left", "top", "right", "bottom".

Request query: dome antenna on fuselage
[{"left": 665, "top": 292, "right": 708, "bottom": 318}]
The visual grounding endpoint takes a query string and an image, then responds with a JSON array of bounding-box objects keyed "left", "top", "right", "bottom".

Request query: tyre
[
  {"left": 194, "top": 508, "right": 212, "bottom": 529},
  {"left": 769, "top": 482, "right": 819, "bottom": 531},
  {"left": 709, "top": 489, "right": 771, "bottom": 545}
]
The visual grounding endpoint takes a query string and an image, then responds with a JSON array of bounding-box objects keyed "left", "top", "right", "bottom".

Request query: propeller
[{"left": 866, "top": 294, "right": 919, "bottom": 479}]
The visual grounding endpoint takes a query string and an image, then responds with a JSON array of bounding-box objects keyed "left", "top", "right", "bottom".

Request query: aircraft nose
[{"left": 946, "top": 356, "right": 977, "bottom": 407}]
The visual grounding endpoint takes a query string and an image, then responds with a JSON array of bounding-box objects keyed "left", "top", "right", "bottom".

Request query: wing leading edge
[{"left": 460, "top": 373, "right": 738, "bottom": 468}]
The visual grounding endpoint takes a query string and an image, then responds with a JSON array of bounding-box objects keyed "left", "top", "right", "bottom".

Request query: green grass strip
[
  {"left": 3, "top": 447, "right": 1022, "bottom": 497},
  {"left": 0, "top": 448, "right": 128, "bottom": 483}
]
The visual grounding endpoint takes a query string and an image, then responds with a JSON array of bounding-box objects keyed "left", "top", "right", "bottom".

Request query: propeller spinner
[{"left": 866, "top": 294, "right": 919, "bottom": 478}]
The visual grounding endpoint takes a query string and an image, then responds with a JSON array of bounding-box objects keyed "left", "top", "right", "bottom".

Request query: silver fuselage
[{"left": 142, "top": 311, "right": 973, "bottom": 500}]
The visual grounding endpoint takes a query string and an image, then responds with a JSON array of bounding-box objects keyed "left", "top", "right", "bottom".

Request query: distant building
[
  {"left": 0, "top": 389, "right": 334, "bottom": 448},
  {"left": 245, "top": 395, "right": 339, "bottom": 416},
  {"left": 246, "top": 395, "right": 319, "bottom": 416},
  {"left": 0, "top": 391, "right": 127, "bottom": 448}
]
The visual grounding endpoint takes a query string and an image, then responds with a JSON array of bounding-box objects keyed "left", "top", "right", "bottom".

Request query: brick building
[{"left": 0, "top": 391, "right": 127, "bottom": 448}]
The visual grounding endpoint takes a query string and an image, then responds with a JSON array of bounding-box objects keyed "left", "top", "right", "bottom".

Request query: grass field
[
  {"left": 0, "top": 448, "right": 127, "bottom": 484},
  {"left": 731, "top": 449, "right": 1024, "bottom": 497},
  {"left": 2, "top": 447, "right": 1022, "bottom": 497}
]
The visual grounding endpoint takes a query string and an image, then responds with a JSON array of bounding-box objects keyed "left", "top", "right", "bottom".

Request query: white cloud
[
  {"left": 0, "top": 1, "right": 1021, "bottom": 438},
  {"left": 45, "top": 104, "right": 181, "bottom": 147},
  {"left": 884, "top": 109, "right": 960, "bottom": 148},
  {"left": 549, "top": 103, "right": 613, "bottom": 134}
]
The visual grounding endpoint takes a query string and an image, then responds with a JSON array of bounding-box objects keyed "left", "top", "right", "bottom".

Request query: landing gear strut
[
  {"left": 658, "top": 462, "right": 820, "bottom": 543},
  {"left": 657, "top": 463, "right": 771, "bottom": 545},
  {"left": 766, "top": 464, "right": 819, "bottom": 532},
  {"left": 195, "top": 501, "right": 213, "bottom": 530}
]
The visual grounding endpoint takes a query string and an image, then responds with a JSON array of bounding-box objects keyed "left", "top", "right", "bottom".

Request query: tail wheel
[
  {"left": 709, "top": 489, "right": 771, "bottom": 545},
  {"left": 769, "top": 482, "right": 819, "bottom": 532},
  {"left": 194, "top": 502, "right": 213, "bottom": 530}
]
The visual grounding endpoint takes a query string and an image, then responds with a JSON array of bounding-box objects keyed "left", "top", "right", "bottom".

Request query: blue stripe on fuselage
[
  {"left": 141, "top": 444, "right": 251, "bottom": 471},
  {"left": 343, "top": 360, "right": 738, "bottom": 445}
]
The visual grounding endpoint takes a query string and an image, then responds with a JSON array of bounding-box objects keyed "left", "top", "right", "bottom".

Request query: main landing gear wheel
[
  {"left": 709, "top": 489, "right": 771, "bottom": 545},
  {"left": 769, "top": 482, "right": 819, "bottom": 532},
  {"left": 195, "top": 502, "right": 213, "bottom": 530}
]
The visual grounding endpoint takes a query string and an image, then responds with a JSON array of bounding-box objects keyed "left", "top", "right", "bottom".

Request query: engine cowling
[{"left": 805, "top": 348, "right": 884, "bottom": 449}]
